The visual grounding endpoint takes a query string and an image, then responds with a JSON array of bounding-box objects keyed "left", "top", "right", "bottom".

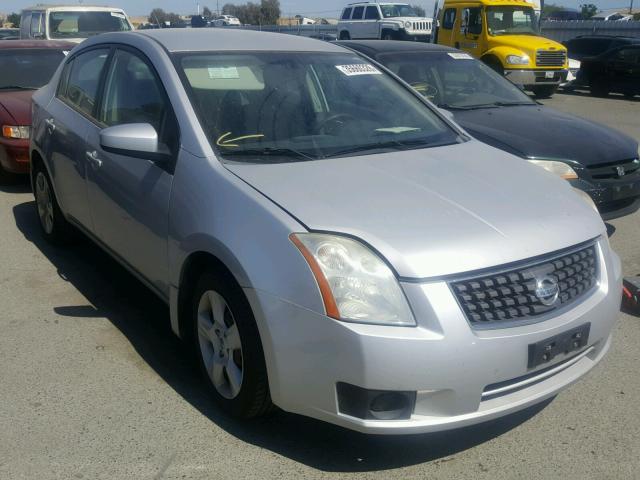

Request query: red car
[{"left": 0, "top": 40, "right": 74, "bottom": 181}]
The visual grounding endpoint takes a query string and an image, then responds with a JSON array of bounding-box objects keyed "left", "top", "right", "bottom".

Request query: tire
[
  {"left": 338, "top": 31, "right": 350, "bottom": 40},
  {"left": 483, "top": 57, "right": 504, "bottom": 76},
  {"left": 381, "top": 31, "right": 395, "bottom": 40},
  {"left": 191, "top": 270, "right": 273, "bottom": 418},
  {"left": 590, "top": 78, "right": 609, "bottom": 97},
  {"left": 32, "top": 163, "right": 75, "bottom": 245},
  {"left": 532, "top": 85, "right": 558, "bottom": 99}
]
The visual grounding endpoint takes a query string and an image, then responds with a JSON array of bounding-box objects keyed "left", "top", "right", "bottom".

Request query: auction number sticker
[
  {"left": 335, "top": 64, "right": 382, "bottom": 76},
  {"left": 208, "top": 66, "right": 240, "bottom": 79},
  {"left": 447, "top": 52, "right": 473, "bottom": 60}
]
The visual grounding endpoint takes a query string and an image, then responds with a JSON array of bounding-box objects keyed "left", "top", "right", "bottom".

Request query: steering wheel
[{"left": 316, "top": 113, "right": 357, "bottom": 136}]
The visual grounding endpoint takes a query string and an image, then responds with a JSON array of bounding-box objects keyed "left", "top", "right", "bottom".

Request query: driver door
[
  {"left": 457, "top": 7, "right": 484, "bottom": 58},
  {"left": 84, "top": 47, "right": 178, "bottom": 295}
]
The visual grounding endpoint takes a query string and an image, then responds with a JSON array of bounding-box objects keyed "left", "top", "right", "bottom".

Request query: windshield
[
  {"left": 0, "top": 49, "right": 67, "bottom": 89},
  {"left": 178, "top": 52, "right": 461, "bottom": 162},
  {"left": 49, "top": 11, "right": 131, "bottom": 39},
  {"left": 377, "top": 51, "right": 534, "bottom": 108},
  {"left": 381, "top": 4, "right": 418, "bottom": 17},
  {"left": 486, "top": 7, "right": 539, "bottom": 36}
]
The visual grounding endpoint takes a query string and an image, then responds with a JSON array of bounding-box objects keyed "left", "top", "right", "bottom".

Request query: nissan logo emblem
[{"left": 535, "top": 276, "right": 560, "bottom": 306}]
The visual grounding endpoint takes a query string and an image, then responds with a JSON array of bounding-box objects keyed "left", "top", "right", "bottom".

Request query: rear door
[
  {"left": 44, "top": 47, "right": 110, "bottom": 230},
  {"left": 609, "top": 47, "right": 640, "bottom": 93},
  {"left": 84, "top": 47, "right": 177, "bottom": 294}
]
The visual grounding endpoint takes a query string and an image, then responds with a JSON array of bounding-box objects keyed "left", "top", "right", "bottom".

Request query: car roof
[
  {"left": 337, "top": 40, "right": 457, "bottom": 56},
  {"left": 0, "top": 40, "right": 76, "bottom": 50},
  {"left": 23, "top": 5, "right": 126, "bottom": 11},
  {"left": 133, "top": 29, "right": 348, "bottom": 53},
  {"left": 573, "top": 35, "right": 640, "bottom": 41}
]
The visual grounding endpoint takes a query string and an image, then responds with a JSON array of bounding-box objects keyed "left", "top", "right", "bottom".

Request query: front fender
[
  {"left": 482, "top": 46, "right": 531, "bottom": 68},
  {"left": 381, "top": 21, "right": 403, "bottom": 31}
]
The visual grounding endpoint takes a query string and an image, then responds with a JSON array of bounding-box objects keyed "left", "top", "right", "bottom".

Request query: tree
[
  {"left": 260, "top": 0, "right": 280, "bottom": 24},
  {"left": 148, "top": 8, "right": 182, "bottom": 26},
  {"left": 222, "top": 0, "right": 280, "bottom": 25},
  {"left": 411, "top": 5, "right": 426, "bottom": 17},
  {"left": 580, "top": 3, "right": 598, "bottom": 19},
  {"left": 7, "top": 12, "right": 21, "bottom": 28},
  {"left": 542, "top": 3, "right": 564, "bottom": 17},
  {"left": 202, "top": 6, "right": 213, "bottom": 18}
]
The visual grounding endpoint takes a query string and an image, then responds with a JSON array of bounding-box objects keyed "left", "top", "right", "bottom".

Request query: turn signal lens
[
  {"left": 290, "top": 233, "right": 415, "bottom": 326},
  {"left": 528, "top": 159, "right": 579, "bottom": 180},
  {"left": 2, "top": 125, "right": 30, "bottom": 139}
]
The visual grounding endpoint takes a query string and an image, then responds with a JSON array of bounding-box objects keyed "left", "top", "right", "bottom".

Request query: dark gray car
[{"left": 341, "top": 40, "right": 640, "bottom": 220}]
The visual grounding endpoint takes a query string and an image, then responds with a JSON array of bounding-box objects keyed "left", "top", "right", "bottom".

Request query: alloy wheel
[
  {"left": 35, "top": 172, "right": 54, "bottom": 235},
  {"left": 197, "top": 290, "right": 244, "bottom": 399}
]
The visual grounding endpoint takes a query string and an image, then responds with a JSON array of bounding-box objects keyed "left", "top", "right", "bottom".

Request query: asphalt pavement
[{"left": 0, "top": 91, "right": 638, "bottom": 479}]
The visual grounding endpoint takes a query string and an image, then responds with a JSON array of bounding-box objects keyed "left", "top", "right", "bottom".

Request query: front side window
[
  {"left": 442, "top": 8, "right": 456, "bottom": 29},
  {"left": 49, "top": 10, "right": 131, "bottom": 39},
  {"left": 63, "top": 48, "right": 109, "bottom": 117},
  {"left": 30, "top": 12, "right": 44, "bottom": 36},
  {"left": 341, "top": 8, "right": 352, "bottom": 20},
  {"left": 178, "top": 52, "right": 461, "bottom": 162},
  {"left": 378, "top": 51, "right": 534, "bottom": 108},
  {"left": 486, "top": 7, "right": 539, "bottom": 36},
  {"left": 0, "top": 49, "right": 68, "bottom": 90},
  {"left": 462, "top": 8, "right": 483, "bottom": 35},
  {"left": 380, "top": 4, "right": 418, "bottom": 17},
  {"left": 365, "top": 6, "right": 381, "bottom": 20}
]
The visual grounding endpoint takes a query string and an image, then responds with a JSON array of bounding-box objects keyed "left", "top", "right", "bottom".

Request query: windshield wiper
[
  {"left": 0, "top": 85, "right": 37, "bottom": 91},
  {"left": 437, "top": 103, "right": 499, "bottom": 110},
  {"left": 220, "top": 147, "right": 315, "bottom": 162},
  {"left": 324, "top": 138, "right": 434, "bottom": 159}
]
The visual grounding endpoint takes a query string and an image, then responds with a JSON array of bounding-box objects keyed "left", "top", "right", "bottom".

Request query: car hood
[
  {"left": 488, "top": 35, "right": 566, "bottom": 58},
  {"left": 453, "top": 105, "right": 638, "bottom": 166},
  {"left": 0, "top": 90, "right": 34, "bottom": 125},
  {"left": 226, "top": 141, "right": 605, "bottom": 279}
]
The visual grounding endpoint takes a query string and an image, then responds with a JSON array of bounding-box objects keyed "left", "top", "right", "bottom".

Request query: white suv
[{"left": 338, "top": 2, "right": 432, "bottom": 41}]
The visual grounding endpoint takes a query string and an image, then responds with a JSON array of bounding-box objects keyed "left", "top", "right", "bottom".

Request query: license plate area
[{"left": 527, "top": 323, "right": 590, "bottom": 369}]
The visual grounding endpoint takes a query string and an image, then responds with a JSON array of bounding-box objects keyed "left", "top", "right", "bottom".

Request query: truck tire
[
  {"left": 339, "top": 31, "right": 350, "bottom": 40},
  {"left": 532, "top": 85, "right": 558, "bottom": 98},
  {"left": 483, "top": 57, "right": 504, "bottom": 76},
  {"left": 381, "top": 30, "right": 396, "bottom": 40}
]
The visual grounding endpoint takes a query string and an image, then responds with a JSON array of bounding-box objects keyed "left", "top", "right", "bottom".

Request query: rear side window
[
  {"left": 442, "top": 8, "right": 456, "bottom": 29},
  {"left": 63, "top": 48, "right": 110, "bottom": 117},
  {"left": 365, "top": 6, "right": 380, "bottom": 20},
  {"left": 352, "top": 6, "right": 365, "bottom": 19},
  {"left": 341, "top": 8, "right": 352, "bottom": 20}
]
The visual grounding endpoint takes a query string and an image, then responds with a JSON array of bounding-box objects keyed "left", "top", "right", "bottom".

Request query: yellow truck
[{"left": 433, "top": 0, "right": 568, "bottom": 97}]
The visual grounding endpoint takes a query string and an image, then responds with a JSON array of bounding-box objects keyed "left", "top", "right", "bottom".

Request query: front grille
[
  {"left": 536, "top": 50, "right": 566, "bottom": 67},
  {"left": 450, "top": 243, "right": 598, "bottom": 327},
  {"left": 411, "top": 20, "right": 432, "bottom": 31},
  {"left": 587, "top": 158, "right": 640, "bottom": 180}
]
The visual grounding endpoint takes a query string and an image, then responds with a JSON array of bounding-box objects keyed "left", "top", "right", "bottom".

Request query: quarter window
[
  {"left": 442, "top": 8, "right": 456, "bottom": 29},
  {"left": 352, "top": 6, "right": 365, "bottom": 19},
  {"left": 63, "top": 48, "right": 109, "bottom": 117}
]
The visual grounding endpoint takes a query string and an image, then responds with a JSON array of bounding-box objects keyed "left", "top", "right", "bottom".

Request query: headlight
[
  {"left": 505, "top": 54, "right": 529, "bottom": 65},
  {"left": 290, "top": 233, "right": 415, "bottom": 326},
  {"left": 404, "top": 20, "right": 412, "bottom": 29},
  {"left": 528, "top": 159, "right": 578, "bottom": 180},
  {"left": 2, "top": 125, "right": 30, "bottom": 139},
  {"left": 573, "top": 188, "right": 599, "bottom": 213}
]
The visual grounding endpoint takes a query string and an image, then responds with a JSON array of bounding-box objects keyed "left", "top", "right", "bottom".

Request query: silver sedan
[{"left": 30, "top": 29, "right": 621, "bottom": 434}]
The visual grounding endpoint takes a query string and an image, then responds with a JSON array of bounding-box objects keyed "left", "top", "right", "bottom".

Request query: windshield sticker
[
  {"left": 208, "top": 66, "right": 240, "bottom": 79},
  {"left": 335, "top": 64, "right": 382, "bottom": 76},
  {"left": 110, "top": 11, "right": 126, "bottom": 18},
  {"left": 447, "top": 52, "right": 473, "bottom": 60}
]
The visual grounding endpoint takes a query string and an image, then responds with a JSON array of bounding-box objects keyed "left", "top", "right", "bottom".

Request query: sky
[{"left": 1, "top": 0, "right": 635, "bottom": 17}]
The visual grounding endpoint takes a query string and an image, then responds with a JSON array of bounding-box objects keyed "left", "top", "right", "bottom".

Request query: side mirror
[{"left": 100, "top": 123, "right": 162, "bottom": 158}]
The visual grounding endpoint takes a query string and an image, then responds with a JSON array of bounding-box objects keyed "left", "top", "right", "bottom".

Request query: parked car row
[{"left": 0, "top": 27, "right": 631, "bottom": 436}]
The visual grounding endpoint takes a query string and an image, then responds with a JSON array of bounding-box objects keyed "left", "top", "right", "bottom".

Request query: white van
[{"left": 20, "top": 5, "right": 133, "bottom": 43}]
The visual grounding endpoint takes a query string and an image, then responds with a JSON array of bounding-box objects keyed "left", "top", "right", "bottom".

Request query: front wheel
[
  {"left": 191, "top": 271, "right": 273, "bottom": 418},
  {"left": 381, "top": 31, "right": 395, "bottom": 40},
  {"left": 338, "top": 31, "right": 350, "bottom": 40},
  {"left": 590, "top": 77, "right": 609, "bottom": 97},
  {"left": 532, "top": 85, "right": 558, "bottom": 98}
]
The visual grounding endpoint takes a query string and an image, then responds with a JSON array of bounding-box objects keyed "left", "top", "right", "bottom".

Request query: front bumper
[
  {"left": 247, "top": 239, "right": 621, "bottom": 434},
  {"left": 0, "top": 139, "right": 30, "bottom": 174},
  {"left": 571, "top": 175, "right": 640, "bottom": 221},
  {"left": 504, "top": 69, "right": 568, "bottom": 87},
  {"left": 398, "top": 30, "right": 431, "bottom": 42}
]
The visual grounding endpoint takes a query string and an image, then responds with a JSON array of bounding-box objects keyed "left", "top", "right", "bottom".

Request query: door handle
[
  {"left": 85, "top": 150, "right": 103, "bottom": 168},
  {"left": 45, "top": 118, "right": 56, "bottom": 133}
]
